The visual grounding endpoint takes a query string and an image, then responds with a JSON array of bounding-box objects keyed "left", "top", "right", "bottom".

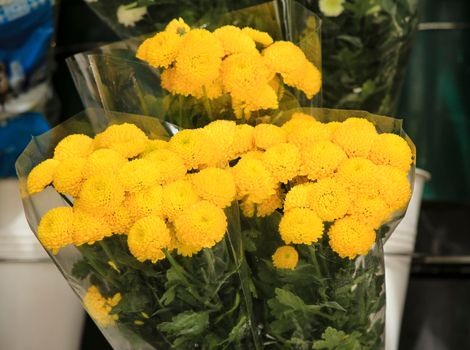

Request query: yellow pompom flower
[
  {"left": 241, "top": 190, "right": 282, "bottom": 218},
  {"left": 128, "top": 215, "right": 171, "bottom": 263},
  {"left": 348, "top": 197, "right": 390, "bottom": 229},
  {"left": 368, "top": 133, "right": 413, "bottom": 172},
  {"left": 104, "top": 206, "right": 134, "bottom": 234},
  {"left": 283, "top": 60, "right": 322, "bottom": 99},
  {"left": 83, "top": 286, "right": 121, "bottom": 328},
  {"left": 228, "top": 124, "right": 255, "bottom": 160},
  {"left": 232, "top": 157, "right": 277, "bottom": 203},
  {"left": 169, "top": 129, "right": 217, "bottom": 170},
  {"left": 136, "top": 31, "right": 181, "bottom": 68},
  {"left": 83, "top": 149, "right": 127, "bottom": 178},
  {"left": 375, "top": 165, "right": 412, "bottom": 212},
  {"left": 332, "top": 117, "right": 378, "bottom": 158},
  {"left": 283, "top": 183, "right": 316, "bottom": 212},
  {"left": 288, "top": 122, "right": 331, "bottom": 151},
  {"left": 77, "top": 174, "right": 125, "bottom": 214},
  {"left": 174, "top": 200, "right": 227, "bottom": 250},
  {"left": 165, "top": 17, "right": 190, "bottom": 35},
  {"left": 263, "top": 41, "right": 306, "bottom": 75},
  {"left": 326, "top": 121, "right": 341, "bottom": 134},
  {"left": 37, "top": 207, "right": 74, "bottom": 253},
  {"left": 328, "top": 217, "right": 376, "bottom": 259},
  {"left": 27, "top": 158, "right": 60, "bottom": 194},
  {"left": 281, "top": 113, "right": 318, "bottom": 136},
  {"left": 240, "top": 150, "right": 264, "bottom": 161},
  {"left": 175, "top": 240, "right": 204, "bottom": 257},
  {"left": 213, "top": 25, "right": 256, "bottom": 56},
  {"left": 162, "top": 179, "right": 200, "bottom": 220},
  {"left": 143, "top": 149, "right": 186, "bottom": 184},
  {"left": 279, "top": 208, "right": 324, "bottom": 245},
  {"left": 53, "top": 134, "right": 94, "bottom": 161},
  {"left": 203, "top": 120, "right": 237, "bottom": 163},
  {"left": 126, "top": 185, "right": 164, "bottom": 220},
  {"left": 253, "top": 124, "right": 286, "bottom": 150},
  {"left": 311, "top": 178, "right": 350, "bottom": 222},
  {"left": 72, "top": 209, "right": 112, "bottom": 246},
  {"left": 262, "top": 143, "right": 301, "bottom": 183},
  {"left": 301, "top": 140, "right": 347, "bottom": 181},
  {"left": 95, "top": 123, "right": 148, "bottom": 159},
  {"left": 272, "top": 246, "right": 299, "bottom": 270},
  {"left": 191, "top": 167, "right": 236, "bottom": 208},
  {"left": 241, "top": 27, "right": 273, "bottom": 47},
  {"left": 118, "top": 159, "right": 160, "bottom": 192},
  {"left": 140, "top": 139, "right": 168, "bottom": 157},
  {"left": 53, "top": 157, "right": 87, "bottom": 197},
  {"left": 336, "top": 158, "right": 379, "bottom": 199},
  {"left": 236, "top": 84, "right": 279, "bottom": 113}
]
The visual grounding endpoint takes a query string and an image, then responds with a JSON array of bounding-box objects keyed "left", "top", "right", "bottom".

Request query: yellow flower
[
  {"left": 53, "top": 157, "right": 87, "bottom": 197},
  {"left": 240, "top": 150, "right": 264, "bottom": 160},
  {"left": 283, "top": 183, "right": 315, "bottom": 212},
  {"left": 118, "top": 159, "right": 160, "bottom": 192},
  {"left": 272, "top": 246, "right": 299, "bottom": 270},
  {"left": 332, "top": 118, "right": 378, "bottom": 158},
  {"left": 232, "top": 157, "right": 277, "bottom": 204},
  {"left": 125, "top": 185, "right": 164, "bottom": 220},
  {"left": 234, "top": 84, "right": 279, "bottom": 113},
  {"left": 375, "top": 165, "right": 412, "bottom": 212},
  {"left": 301, "top": 140, "right": 347, "bottom": 181},
  {"left": 213, "top": 25, "right": 256, "bottom": 56},
  {"left": 263, "top": 41, "right": 306, "bottom": 75},
  {"left": 319, "top": 0, "right": 345, "bottom": 17},
  {"left": 143, "top": 149, "right": 186, "bottom": 184},
  {"left": 335, "top": 158, "right": 379, "bottom": 199},
  {"left": 95, "top": 123, "right": 148, "bottom": 159},
  {"left": 72, "top": 209, "right": 113, "bottom": 246},
  {"left": 83, "top": 149, "right": 127, "bottom": 178},
  {"left": 174, "top": 200, "right": 227, "bottom": 250},
  {"left": 191, "top": 167, "right": 236, "bottom": 208},
  {"left": 104, "top": 206, "right": 134, "bottom": 234},
  {"left": 136, "top": 31, "right": 181, "bottom": 68},
  {"left": 326, "top": 121, "right": 341, "bottom": 134},
  {"left": 165, "top": 17, "right": 190, "bottom": 35},
  {"left": 287, "top": 122, "right": 331, "bottom": 151},
  {"left": 128, "top": 215, "right": 171, "bottom": 263},
  {"left": 83, "top": 286, "right": 121, "bottom": 327},
  {"left": 162, "top": 179, "right": 200, "bottom": 220},
  {"left": 283, "top": 60, "right": 322, "bottom": 99},
  {"left": 175, "top": 29, "right": 224, "bottom": 86},
  {"left": 162, "top": 68, "right": 223, "bottom": 99},
  {"left": 169, "top": 129, "right": 217, "bottom": 170},
  {"left": 241, "top": 27, "right": 273, "bottom": 47},
  {"left": 203, "top": 120, "right": 237, "bottom": 163},
  {"left": 77, "top": 174, "right": 125, "bottom": 214},
  {"left": 348, "top": 197, "right": 390, "bottom": 229},
  {"left": 281, "top": 113, "right": 318, "bottom": 136},
  {"left": 328, "top": 217, "right": 376, "bottom": 259},
  {"left": 53, "top": 134, "right": 94, "bottom": 161},
  {"left": 368, "top": 133, "right": 413, "bottom": 172},
  {"left": 228, "top": 124, "right": 255, "bottom": 160},
  {"left": 310, "top": 178, "right": 350, "bottom": 221},
  {"left": 241, "top": 190, "right": 282, "bottom": 218},
  {"left": 253, "top": 124, "right": 286, "bottom": 150},
  {"left": 262, "top": 143, "right": 301, "bottom": 183},
  {"left": 37, "top": 207, "right": 74, "bottom": 253},
  {"left": 279, "top": 208, "right": 324, "bottom": 245},
  {"left": 140, "top": 139, "right": 168, "bottom": 157},
  {"left": 27, "top": 158, "right": 60, "bottom": 194},
  {"left": 175, "top": 240, "right": 203, "bottom": 257}
]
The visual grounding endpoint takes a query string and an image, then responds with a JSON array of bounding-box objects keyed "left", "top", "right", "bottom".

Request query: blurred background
[{"left": 0, "top": 0, "right": 469, "bottom": 349}]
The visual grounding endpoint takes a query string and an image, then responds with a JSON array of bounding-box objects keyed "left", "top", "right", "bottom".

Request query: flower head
[
  {"left": 126, "top": 185, "right": 164, "bottom": 220},
  {"left": 228, "top": 124, "right": 255, "bottom": 160},
  {"left": 143, "top": 149, "right": 186, "bottom": 184},
  {"left": 281, "top": 113, "right": 318, "bottom": 136},
  {"left": 272, "top": 246, "right": 299, "bottom": 270},
  {"left": 311, "top": 178, "right": 350, "bottom": 221},
  {"left": 72, "top": 210, "right": 112, "bottom": 246},
  {"left": 336, "top": 158, "right": 379, "bottom": 199},
  {"left": 262, "top": 143, "right": 301, "bottom": 183},
  {"left": 288, "top": 122, "right": 331, "bottom": 151},
  {"left": 136, "top": 31, "right": 181, "bottom": 68},
  {"left": 203, "top": 120, "right": 237, "bottom": 163},
  {"left": 169, "top": 129, "right": 217, "bottom": 170},
  {"left": 279, "top": 208, "right": 324, "bottom": 245},
  {"left": 141, "top": 139, "right": 168, "bottom": 157},
  {"left": 242, "top": 27, "right": 273, "bottom": 47},
  {"left": 37, "top": 207, "right": 74, "bottom": 253},
  {"left": 375, "top": 165, "right": 412, "bottom": 212},
  {"left": 284, "top": 183, "right": 316, "bottom": 212},
  {"left": 191, "top": 167, "right": 236, "bottom": 208},
  {"left": 83, "top": 286, "right": 121, "bottom": 327},
  {"left": 213, "top": 25, "right": 256, "bottom": 56},
  {"left": 263, "top": 41, "right": 306, "bottom": 75},
  {"left": 95, "top": 123, "right": 148, "bottom": 159},
  {"left": 328, "top": 217, "right": 376, "bottom": 259},
  {"left": 53, "top": 134, "right": 94, "bottom": 161},
  {"left": 83, "top": 149, "right": 127, "bottom": 178},
  {"left": 368, "top": 133, "right": 413, "bottom": 172},
  {"left": 128, "top": 215, "right": 171, "bottom": 263},
  {"left": 332, "top": 118, "right": 378, "bottom": 158},
  {"left": 104, "top": 206, "right": 134, "bottom": 235},
  {"left": 118, "top": 159, "right": 160, "bottom": 192},
  {"left": 253, "top": 124, "right": 286, "bottom": 150},
  {"left": 162, "top": 179, "right": 200, "bottom": 220},
  {"left": 348, "top": 197, "right": 390, "bottom": 228},
  {"left": 53, "top": 157, "right": 87, "bottom": 197},
  {"left": 165, "top": 17, "right": 190, "bottom": 36},
  {"left": 27, "top": 159, "right": 60, "bottom": 194},
  {"left": 283, "top": 60, "right": 322, "bottom": 99},
  {"left": 241, "top": 190, "right": 282, "bottom": 218},
  {"left": 301, "top": 140, "right": 347, "bottom": 181},
  {"left": 77, "top": 174, "right": 125, "bottom": 214}
]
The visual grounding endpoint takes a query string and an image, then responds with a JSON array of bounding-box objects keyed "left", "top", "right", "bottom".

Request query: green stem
[
  {"left": 202, "top": 86, "right": 214, "bottom": 121},
  {"left": 178, "top": 95, "right": 184, "bottom": 127},
  {"left": 99, "top": 240, "right": 120, "bottom": 272},
  {"left": 78, "top": 246, "right": 121, "bottom": 289},
  {"left": 308, "top": 246, "right": 322, "bottom": 277}
]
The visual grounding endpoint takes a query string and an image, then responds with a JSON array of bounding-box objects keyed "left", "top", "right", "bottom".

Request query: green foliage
[{"left": 312, "top": 327, "right": 362, "bottom": 350}]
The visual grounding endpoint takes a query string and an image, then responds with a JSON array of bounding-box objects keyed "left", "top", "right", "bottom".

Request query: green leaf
[
  {"left": 312, "top": 327, "right": 362, "bottom": 350},
  {"left": 158, "top": 311, "right": 209, "bottom": 337},
  {"left": 71, "top": 259, "right": 92, "bottom": 280}
]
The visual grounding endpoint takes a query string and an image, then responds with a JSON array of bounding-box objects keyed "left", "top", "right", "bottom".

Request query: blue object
[{"left": 0, "top": 112, "right": 49, "bottom": 177}]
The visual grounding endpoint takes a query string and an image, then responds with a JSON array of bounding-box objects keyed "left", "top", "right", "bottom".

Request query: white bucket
[
  {"left": 384, "top": 169, "right": 431, "bottom": 350},
  {"left": 0, "top": 179, "right": 84, "bottom": 350}
]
